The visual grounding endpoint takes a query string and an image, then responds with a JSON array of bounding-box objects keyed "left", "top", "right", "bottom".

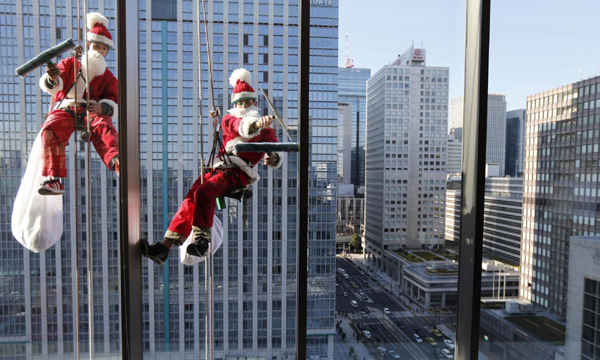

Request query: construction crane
[{"left": 339, "top": 35, "right": 354, "bottom": 68}]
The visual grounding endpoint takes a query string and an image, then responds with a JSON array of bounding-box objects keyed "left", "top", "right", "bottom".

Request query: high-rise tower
[{"left": 364, "top": 47, "right": 448, "bottom": 255}]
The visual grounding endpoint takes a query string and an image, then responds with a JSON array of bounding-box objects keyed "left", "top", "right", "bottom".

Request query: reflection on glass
[
  {"left": 478, "top": 1, "right": 600, "bottom": 359},
  {"left": 1, "top": 3, "right": 122, "bottom": 359},
  {"left": 336, "top": 1, "right": 465, "bottom": 359}
]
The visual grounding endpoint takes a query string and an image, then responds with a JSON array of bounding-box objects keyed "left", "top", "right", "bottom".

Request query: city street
[{"left": 335, "top": 256, "right": 455, "bottom": 359}]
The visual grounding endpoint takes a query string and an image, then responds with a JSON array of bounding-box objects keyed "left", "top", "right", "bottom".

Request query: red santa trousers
[
  {"left": 167, "top": 168, "right": 251, "bottom": 238},
  {"left": 41, "top": 109, "right": 119, "bottom": 178}
]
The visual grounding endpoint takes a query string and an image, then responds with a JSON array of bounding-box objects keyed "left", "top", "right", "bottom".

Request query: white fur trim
[
  {"left": 231, "top": 91, "right": 257, "bottom": 103},
  {"left": 87, "top": 12, "right": 109, "bottom": 29},
  {"left": 212, "top": 156, "right": 260, "bottom": 185},
  {"left": 239, "top": 116, "right": 261, "bottom": 138},
  {"left": 229, "top": 68, "right": 252, "bottom": 87},
  {"left": 99, "top": 99, "right": 118, "bottom": 119},
  {"left": 39, "top": 74, "right": 63, "bottom": 94},
  {"left": 266, "top": 152, "right": 283, "bottom": 169},
  {"left": 225, "top": 137, "right": 248, "bottom": 155},
  {"left": 88, "top": 33, "right": 114, "bottom": 47}
]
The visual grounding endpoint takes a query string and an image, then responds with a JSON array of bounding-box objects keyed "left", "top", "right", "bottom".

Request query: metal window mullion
[
  {"left": 296, "top": 0, "right": 310, "bottom": 358},
  {"left": 455, "top": 0, "right": 491, "bottom": 359},
  {"left": 117, "top": 0, "right": 143, "bottom": 358}
]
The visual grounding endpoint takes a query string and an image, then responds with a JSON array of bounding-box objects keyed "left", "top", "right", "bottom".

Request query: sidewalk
[{"left": 333, "top": 313, "right": 374, "bottom": 360}]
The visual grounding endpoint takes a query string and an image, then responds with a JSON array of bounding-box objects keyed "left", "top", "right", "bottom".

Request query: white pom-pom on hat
[
  {"left": 87, "top": 12, "right": 109, "bottom": 30},
  {"left": 229, "top": 68, "right": 252, "bottom": 87}
]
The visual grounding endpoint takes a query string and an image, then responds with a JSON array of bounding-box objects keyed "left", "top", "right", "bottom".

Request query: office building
[
  {"left": 566, "top": 236, "right": 600, "bottom": 360},
  {"left": 447, "top": 128, "right": 462, "bottom": 176},
  {"left": 505, "top": 109, "right": 526, "bottom": 177},
  {"left": 336, "top": 184, "right": 364, "bottom": 235},
  {"left": 337, "top": 102, "right": 352, "bottom": 182},
  {"left": 364, "top": 46, "right": 449, "bottom": 262},
  {"left": 445, "top": 176, "right": 523, "bottom": 264},
  {"left": 1, "top": 1, "right": 338, "bottom": 358},
  {"left": 450, "top": 93, "right": 507, "bottom": 175},
  {"left": 520, "top": 76, "right": 600, "bottom": 318},
  {"left": 402, "top": 260, "right": 519, "bottom": 309},
  {"left": 339, "top": 67, "right": 371, "bottom": 188}
]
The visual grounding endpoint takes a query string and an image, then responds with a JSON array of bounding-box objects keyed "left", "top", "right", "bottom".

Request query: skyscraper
[
  {"left": 338, "top": 67, "right": 370, "bottom": 189},
  {"left": 364, "top": 47, "right": 448, "bottom": 255},
  {"left": 505, "top": 109, "right": 526, "bottom": 177},
  {"left": 446, "top": 128, "right": 462, "bottom": 176},
  {"left": 1, "top": 1, "right": 338, "bottom": 358},
  {"left": 337, "top": 102, "right": 352, "bottom": 182},
  {"left": 450, "top": 93, "right": 507, "bottom": 175},
  {"left": 520, "top": 76, "right": 600, "bottom": 318}
]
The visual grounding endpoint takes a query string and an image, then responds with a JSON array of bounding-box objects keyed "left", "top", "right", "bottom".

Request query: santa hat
[
  {"left": 229, "top": 68, "right": 257, "bottom": 104},
  {"left": 87, "top": 12, "right": 113, "bottom": 48}
]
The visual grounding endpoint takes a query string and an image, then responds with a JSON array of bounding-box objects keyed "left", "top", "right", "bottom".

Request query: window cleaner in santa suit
[
  {"left": 141, "top": 68, "right": 282, "bottom": 265},
  {"left": 38, "top": 12, "right": 119, "bottom": 195}
]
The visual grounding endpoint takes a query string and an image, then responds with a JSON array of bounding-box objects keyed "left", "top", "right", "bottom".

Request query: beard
[
  {"left": 82, "top": 49, "right": 107, "bottom": 78},
  {"left": 228, "top": 105, "right": 259, "bottom": 118}
]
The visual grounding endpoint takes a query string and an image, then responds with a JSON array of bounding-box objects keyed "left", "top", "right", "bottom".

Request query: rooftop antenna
[{"left": 412, "top": 40, "right": 414, "bottom": 48}]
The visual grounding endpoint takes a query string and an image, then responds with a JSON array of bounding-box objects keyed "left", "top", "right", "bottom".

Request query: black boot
[
  {"left": 187, "top": 226, "right": 211, "bottom": 257},
  {"left": 140, "top": 239, "right": 169, "bottom": 266}
]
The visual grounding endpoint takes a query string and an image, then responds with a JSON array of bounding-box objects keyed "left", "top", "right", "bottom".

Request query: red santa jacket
[
  {"left": 215, "top": 110, "right": 282, "bottom": 185},
  {"left": 39, "top": 53, "right": 118, "bottom": 118}
]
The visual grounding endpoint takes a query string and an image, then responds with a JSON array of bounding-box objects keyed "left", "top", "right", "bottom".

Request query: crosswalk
[{"left": 349, "top": 309, "right": 414, "bottom": 320}]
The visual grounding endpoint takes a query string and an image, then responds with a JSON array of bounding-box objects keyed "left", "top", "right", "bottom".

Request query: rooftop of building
[{"left": 482, "top": 300, "right": 566, "bottom": 346}]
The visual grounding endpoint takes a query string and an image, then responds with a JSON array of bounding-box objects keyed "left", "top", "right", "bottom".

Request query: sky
[{"left": 338, "top": 0, "right": 600, "bottom": 110}]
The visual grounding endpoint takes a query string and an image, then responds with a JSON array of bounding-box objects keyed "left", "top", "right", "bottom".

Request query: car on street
[
  {"left": 362, "top": 330, "right": 372, "bottom": 339},
  {"left": 343, "top": 273, "right": 350, "bottom": 279},
  {"left": 360, "top": 271, "right": 365, "bottom": 275},
  {"left": 350, "top": 282, "right": 357, "bottom": 288},
  {"left": 442, "top": 348, "right": 454, "bottom": 359},
  {"left": 360, "top": 293, "right": 368, "bottom": 300},
  {"left": 350, "top": 300, "right": 358, "bottom": 307},
  {"left": 342, "top": 291, "right": 348, "bottom": 297},
  {"left": 388, "top": 349, "right": 401, "bottom": 359},
  {"left": 415, "top": 329, "right": 425, "bottom": 337},
  {"left": 425, "top": 337, "right": 437, "bottom": 346},
  {"left": 413, "top": 333, "right": 423, "bottom": 343},
  {"left": 431, "top": 328, "right": 443, "bottom": 337},
  {"left": 383, "top": 307, "right": 391, "bottom": 315},
  {"left": 444, "top": 339, "right": 455, "bottom": 349},
  {"left": 364, "top": 307, "right": 371, "bottom": 314},
  {"left": 359, "top": 311, "right": 367, "bottom": 316},
  {"left": 376, "top": 347, "right": 387, "bottom": 356},
  {"left": 395, "top": 321, "right": 406, "bottom": 329}
]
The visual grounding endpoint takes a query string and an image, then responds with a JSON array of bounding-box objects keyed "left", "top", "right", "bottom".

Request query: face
[
  {"left": 234, "top": 99, "right": 256, "bottom": 108},
  {"left": 88, "top": 42, "right": 109, "bottom": 58}
]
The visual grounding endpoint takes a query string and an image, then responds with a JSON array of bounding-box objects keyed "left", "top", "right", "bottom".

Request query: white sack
[
  {"left": 179, "top": 215, "right": 224, "bottom": 265},
  {"left": 11, "top": 132, "right": 64, "bottom": 252}
]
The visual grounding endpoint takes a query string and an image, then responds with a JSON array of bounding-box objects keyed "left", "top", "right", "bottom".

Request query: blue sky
[{"left": 338, "top": 0, "right": 600, "bottom": 110}]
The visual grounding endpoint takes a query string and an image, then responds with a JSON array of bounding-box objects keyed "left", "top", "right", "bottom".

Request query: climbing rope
[
  {"left": 73, "top": 2, "right": 82, "bottom": 359},
  {"left": 197, "top": 1, "right": 213, "bottom": 359},
  {"left": 81, "top": 5, "right": 94, "bottom": 360}
]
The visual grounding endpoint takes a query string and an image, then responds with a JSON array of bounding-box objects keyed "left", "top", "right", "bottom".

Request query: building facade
[
  {"left": 450, "top": 93, "right": 507, "bottom": 175},
  {"left": 446, "top": 128, "right": 462, "bottom": 176},
  {"left": 505, "top": 109, "right": 526, "bottom": 177},
  {"left": 520, "top": 76, "right": 600, "bottom": 318},
  {"left": 364, "top": 47, "right": 448, "bottom": 258},
  {"left": 338, "top": 67, "right": 370, "bottom": 189},
  {"left": 1, "top": 1, "right": 338, "bottom": 358},
  {"left": 337, "top": 102, "right": 352, "bottom": 183},
  {"left": 566, "top": 236, "right": 600, "bottom": 360},
  {"left": 444, "top": 176, "right": 523, "bottom": 264}
]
